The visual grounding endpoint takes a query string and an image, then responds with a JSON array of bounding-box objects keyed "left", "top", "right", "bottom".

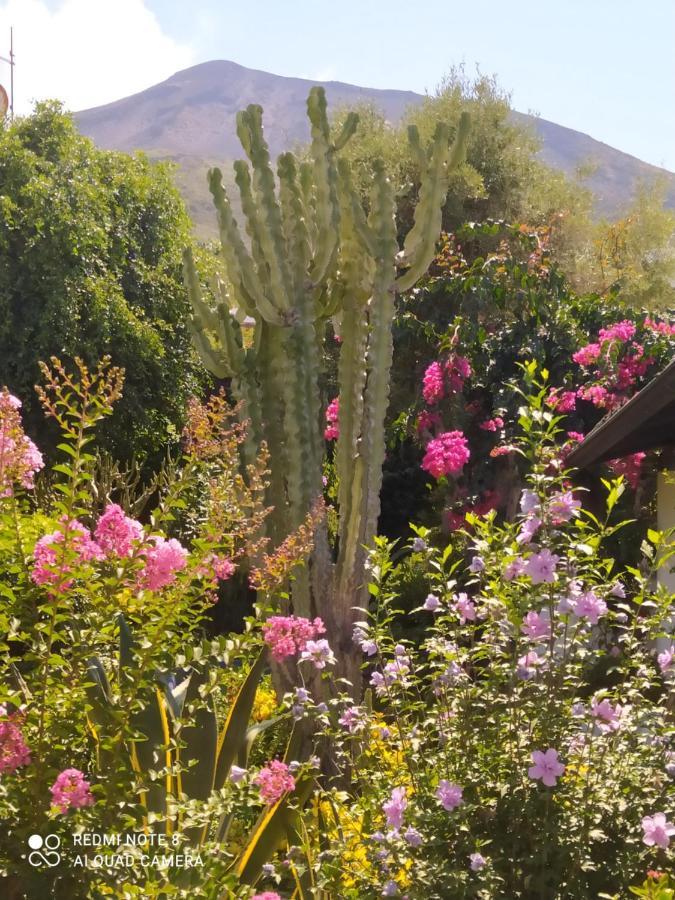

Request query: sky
[{"left": 0, "top": 0, "right": 673, "bottom": 170}]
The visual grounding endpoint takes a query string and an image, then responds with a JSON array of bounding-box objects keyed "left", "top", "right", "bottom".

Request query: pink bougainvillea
[
  {"left": 416, "top": 409, "right": 441, "bottom": 436},
  {"left": 324, "top": 397, "right": 340, "bottom": 441},
  {"left": 50, "top": 768, "right": 94, "bottom": 813},
  {"left": 422, "top": 361, "right": 445, "bottom": 404},
  {"left": 479, "top": 416, "right": 504, "bottom": 432},
  {"left": 607, "top": 452, "right": 645, "bottom": 490},
  {"left": 445, "top": 355, "right": 472, "bottom": 393},
  {"left": 262, "top": 615, "right": 326, "bottom": 662},
  {"left": 421, "top": 431, "right": 470, "bottom": 479},
  {"left": 255, "top": 759, "right": 295, "bottom": 804}
]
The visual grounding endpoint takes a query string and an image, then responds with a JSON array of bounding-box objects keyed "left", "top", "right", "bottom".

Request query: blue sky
[{"left": 1, "top": 0, "right": 673, "bottom": 170}]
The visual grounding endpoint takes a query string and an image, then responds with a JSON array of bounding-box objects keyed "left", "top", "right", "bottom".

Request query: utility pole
[{"left": 0, "top": 27, "right": 15, "bottom": 120}]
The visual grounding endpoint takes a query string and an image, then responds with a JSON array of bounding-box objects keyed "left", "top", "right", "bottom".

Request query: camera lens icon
[{"left": 27, "top": 834, "right": 61, "bottom": 867}]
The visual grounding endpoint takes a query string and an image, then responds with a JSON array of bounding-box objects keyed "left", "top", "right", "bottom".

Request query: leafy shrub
[
  {"left": 293, "top": 368, "right": 675, "bottom": 898},
  {"left": 0, "top": 103, "right": 210, "bottom": 467}
]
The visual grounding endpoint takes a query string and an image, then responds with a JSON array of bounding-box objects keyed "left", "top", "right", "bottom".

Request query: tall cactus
[{"left": 184, "top": 88, "right": 469, "bottom": 684}]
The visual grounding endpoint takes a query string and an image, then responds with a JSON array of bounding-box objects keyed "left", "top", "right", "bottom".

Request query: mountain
[{"left": 74, "top": 60, "right": 675, "bottom": 239}]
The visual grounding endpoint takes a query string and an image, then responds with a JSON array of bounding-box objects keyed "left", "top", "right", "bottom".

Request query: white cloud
[{"left": 0, "top": 0, "right": 194, "bottom": 114}]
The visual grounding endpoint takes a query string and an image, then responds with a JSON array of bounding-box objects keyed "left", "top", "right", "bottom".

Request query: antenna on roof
[{"left": 0, "top": 27, "right": 15, "bottom": 121}]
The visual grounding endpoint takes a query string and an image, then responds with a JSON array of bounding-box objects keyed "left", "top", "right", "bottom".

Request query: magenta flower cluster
[
  {"left": 421, "top": 431, "right": 470, "bottom": 479},
  {"left": 50, "top": 767, "right": 94, "bottom": 813},
  {"left": 0, "top": 710, "right": 31, "bottom": 774},
  {"left": 0, "top": 390, "right": 44, "bottom": 497},
  {"left": 255, "top": 759, "right": 295, "bottom": 805},
  {"left": 262, "top": 615, "right": 326, "bottom": 662},
  {"left": 324, "top": 397, "right": 340, "bottom": 441},
  {"left": 30, "top": 504, "right": 190, "bottom": 594}
]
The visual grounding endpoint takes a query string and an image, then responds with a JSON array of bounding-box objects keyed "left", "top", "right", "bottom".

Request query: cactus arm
[
  {"left": 332, "top": 111, "right": 359, "bottom": 152},
  {"left": 336, "top": 158, "right": 378, "bottom": 259},
  {"left": 394, "top": 112, "right": 470, "bottom": 293},
  {"left": 237, "top": 106, "right": 292, "bottom": 316},
  {"left": 307, "top": 87, "right": 341, "bottom": 283},
  {"left": 208, "top": 168, "right": 284, "bottom": 326},
  {"left": 359, "top": 162, "right": 398, "bottom": 543}
]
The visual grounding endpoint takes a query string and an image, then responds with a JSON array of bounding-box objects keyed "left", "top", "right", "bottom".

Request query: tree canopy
[{"left": 0, "top": 102, "right": 209, "bottom": 464}]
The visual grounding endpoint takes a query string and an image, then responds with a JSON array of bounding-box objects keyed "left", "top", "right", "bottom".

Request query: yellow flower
[{"left": 251, "top": 685, "right": 277, "bottom": 722}]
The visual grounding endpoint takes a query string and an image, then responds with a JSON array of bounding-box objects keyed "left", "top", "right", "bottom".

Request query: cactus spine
[{"left": 185, "top": 89, "right": 469, "bottom": 677}]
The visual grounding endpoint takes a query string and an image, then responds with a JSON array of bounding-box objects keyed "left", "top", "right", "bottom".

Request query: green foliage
[
  {"left": 330, "top": 68, "right": 592, "bottom": 239},
  {"left": 0, "top": 102, "right": 209, "bottom": 466},
  {"left": 301, "top": 378, "right": 675, "bottom": 897}
]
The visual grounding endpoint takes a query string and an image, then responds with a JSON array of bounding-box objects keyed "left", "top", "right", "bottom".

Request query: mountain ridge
[{"left": 74, "top": 60, "right": 675, "bottom": 238}]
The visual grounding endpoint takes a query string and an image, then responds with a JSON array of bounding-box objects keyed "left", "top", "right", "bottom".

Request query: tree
[
  {"left": 0, "top": 102, "right": 209, "bottom": 465},
  {"left": 330, "top": 68, "right": 592, "bottom": 239}
]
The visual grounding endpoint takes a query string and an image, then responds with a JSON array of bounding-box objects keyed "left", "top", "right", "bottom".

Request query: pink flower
[
  {"left": 31, "top": 519, "right": 103, "bottom": 591},
  {"left": 94, "top": 504, "right": 144, "bottom": 557},
  {"left": 324, "top": 397, "right": 340, "bottom": 441},
  {"left": 469, "top": 853, "right": 486, "bottom": 871},
  {"left": 383, "top": 786, "right": 407, "bottom": 831},
  {"left": 453, "top": 592, "right": 476, "bottom": 624},
  {"left": 524, "top": 550, "right": 559, "bottom": 584},
  {"left": 642, "top": 813, "right": 675, "bottom": 849},
  {"left": 252, "top": 894, "right": 282, "bottom": 900},
  {"left": 521, "top": 610, "right": 552, "bottom": 642},
  {"left": 572, "top": 591, "right": 607, "bottom": 625},
  {"left": 549, "top": 491, "right": 581, "bottom": 524},
  {"left": 421, "top": 431, "right": 470, "bottom": 479},
  {"left": 140, "top": 536, "right": 188, "bottom": 590},
  {"left": 608, "top": 452, "right": 645, "bottom": 490},
  {"left": 528, "top": 749, "right": 565, "bottom": 787},
  {"left": 416, "top": 409, "right": 441, "bottom": 435},
  {"left": 422, "top": 361, "right": 445, "bottom": 404},
  {"left": 590, "top": 697, "right": 623, "bottom": 733},
  {"left": 262, "top": 615, "right": 325, "bottom": 662},
  {"left": 504, "top": 557, "right": 526, "bottom": 580},
  {"left": 299, "top": 638, "right": 335, "bottom": 669},
  {"left": 255, "top": 759, "right": 295, "bottom": 805},
  {"left": 0, "top": 390, "right": 45, "bottom": 496},
  {"left": 598, "top": 320, "right": 636, "bottom": 343},
  {"left": 0, "top": 714, "right": 31, "bottom": 774},
  {"left": 577, "top": 384, "right": 610, "bottom": 408},
  {"left": 199, "top": 553, "right": 236, "bottom": 582},
  {"left": 517, "top": 515, "right": 541, "bottom": 544},
  {"left": 546, "top": 388, "right": 576, "bottom": 413},
  {"left": 437, "top": 780, "right": 463, "bottom": 811},
  {"left": 50, "top": 768, "right": 94, "bottom": 813},
  {"left": 446, "top": 355, "right": 472, "bottom": 392},
  {"left": 572, "top": 343, "right": 601, "bottom": 366},
  {"left": 644, "top": 317, "right": 675, "bottom": 336},
  {"left": 479, "top": 417, "right": 504, "bottom": 432},
  {"left": 657, "top": 645, "right": 674, "bottom": 673}
]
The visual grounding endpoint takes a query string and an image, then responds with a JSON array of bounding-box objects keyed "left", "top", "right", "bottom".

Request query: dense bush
[
  {"left": 0, "top": 103, "right": 210, "bottom": 467},
  {"left": 379, "top": 221, "right": 675, "bottom": 547}
]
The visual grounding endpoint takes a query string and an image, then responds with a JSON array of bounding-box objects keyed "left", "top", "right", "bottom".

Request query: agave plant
[{"left": 85, "top": 614, "right": 311, "bottom": 885}]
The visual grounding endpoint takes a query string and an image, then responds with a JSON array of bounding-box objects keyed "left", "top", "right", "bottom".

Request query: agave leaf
[
  {"left": 177, "top": 667, "right": 219, "bottom": 803},
  {"left": 213, "top": 649, "right": 268, "bottom": 790},
  {"left": 237, "top": 715, "right": 284, "bottom": 769},
  {"left": 235, "top": 776, "right": 315, "bottom": 886}
]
